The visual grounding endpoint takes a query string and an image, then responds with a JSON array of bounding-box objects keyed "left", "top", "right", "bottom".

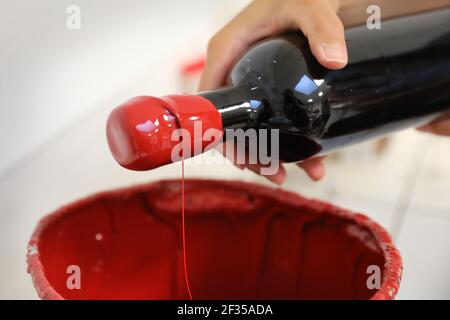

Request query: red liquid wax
[
  {"left": 181, "top": 160, "right": 193, "bottom": 300},
  {"left": 27, "top": 180, "right": 401, "bottom": 300}
]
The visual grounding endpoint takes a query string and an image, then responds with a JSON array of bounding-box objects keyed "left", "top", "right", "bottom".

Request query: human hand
[
  {"left": 199, "top": 0, "right": 349, "bottom": 184},
  {"left": 417, "top": 111, "right": 450, "bottom": 136}
]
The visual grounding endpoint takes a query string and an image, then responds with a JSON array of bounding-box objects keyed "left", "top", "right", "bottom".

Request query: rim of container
[{"left": 27, "top": 179, "right": 402, "bottom": 300}]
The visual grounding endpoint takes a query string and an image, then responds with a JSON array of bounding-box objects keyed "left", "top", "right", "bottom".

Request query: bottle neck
[{"left": 199, "top": 84, "right": 266, "bottom": 130}]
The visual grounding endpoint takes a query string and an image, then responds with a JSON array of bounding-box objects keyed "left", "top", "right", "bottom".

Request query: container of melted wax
[{"left": 27, "top": 179, "right": 402, "bottom": 300}]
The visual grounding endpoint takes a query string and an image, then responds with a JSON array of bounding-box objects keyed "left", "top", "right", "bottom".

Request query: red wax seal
[{"left": 106, "top": 95, "right": 222, "bottom": 170}]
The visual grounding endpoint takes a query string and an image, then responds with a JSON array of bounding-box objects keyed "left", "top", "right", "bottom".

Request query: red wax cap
[{"left": 106, "top": 95, "right": 223, "bottom": 170}]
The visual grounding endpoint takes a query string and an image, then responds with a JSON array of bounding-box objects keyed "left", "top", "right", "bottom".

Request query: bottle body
[
  {"left": 106, "top": 9, "right": 450, "bottom": 171},
  {"left": 200, "top": 8, "right": 450, "bottom": 162}
]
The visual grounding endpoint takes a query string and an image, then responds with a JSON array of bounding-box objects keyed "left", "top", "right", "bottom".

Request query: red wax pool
[{"left": 27, "top": 179, "right": 402, "bottom": 300}]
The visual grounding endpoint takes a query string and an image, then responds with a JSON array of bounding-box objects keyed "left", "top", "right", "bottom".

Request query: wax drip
[{"left": 182, "top": 159, "right": 193, "bottom": 300}]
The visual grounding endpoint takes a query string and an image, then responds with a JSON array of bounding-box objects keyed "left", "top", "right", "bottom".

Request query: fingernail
[
  {"left": 323, "top": 44, "right": 347, "bottom": 63},
  {"left": 312, "top": 164, "right": 325, "bottom": 181}
]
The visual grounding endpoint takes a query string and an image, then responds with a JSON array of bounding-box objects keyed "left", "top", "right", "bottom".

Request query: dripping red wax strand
[{"left": 182, "top": 159, "right": 193, "bottom": 300}]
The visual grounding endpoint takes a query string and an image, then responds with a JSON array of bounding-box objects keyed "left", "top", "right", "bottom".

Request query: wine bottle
[{"left": 107, "top": 8, "right": 450, "bottom": 171}]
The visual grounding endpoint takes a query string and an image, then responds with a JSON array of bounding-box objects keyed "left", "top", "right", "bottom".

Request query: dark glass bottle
[
  {"left": 106, "top": 9, "right": 450, "bottom": 171},
  {"left": 200, "top": 8, "right": 450, "bottom": 162}
]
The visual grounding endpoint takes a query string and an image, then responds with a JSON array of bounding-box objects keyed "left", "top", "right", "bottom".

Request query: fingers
[
  {"left": 199, "top": 0, "right": 281, "bottom": 90},
  {"left": 417, "top": 120, "right": 450, "bottom": 136},
  {"left": 286, "top": 0, "right": 348, "bottom": 69},
  {"left": 218, "top": 140, "right": 287, "bottom": 185},
  {"left": 218, "top": 139, "right": 324, "bottom": 184},
  {"left": 417, "top": 111, "right": 450, "bottom": 136},
  {"left": 201, "top": 0, "right": 343, "bottom": 182},
  {"left": 198, "top": 30, "right": 246, "bottom": 91},
  {"left": 244, "top": 157, "right": 325, "bottom": 184},
  {"left": 297, "top": 157, "right": 325, "bottom": 180},
  {"left": 199, "top": 0, "right": 347, "bottom": 91},
  {"left": 245, "top": 163, "right": 288, "bottom": 185}
]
